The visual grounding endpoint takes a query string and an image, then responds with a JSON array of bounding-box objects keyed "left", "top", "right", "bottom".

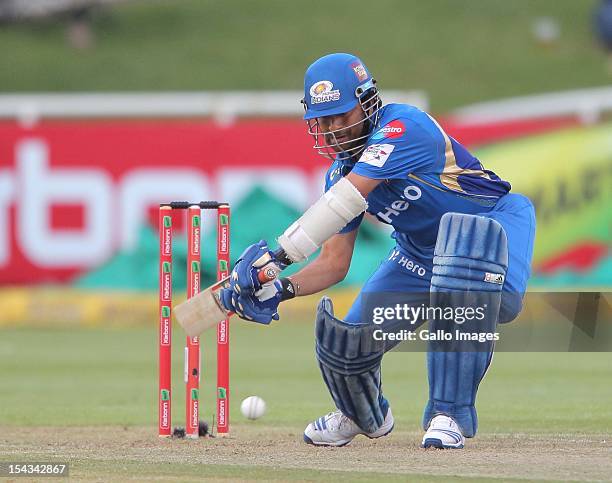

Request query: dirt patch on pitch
[{"left": 0, "top": 425, "right": 610, "bottom": 481}]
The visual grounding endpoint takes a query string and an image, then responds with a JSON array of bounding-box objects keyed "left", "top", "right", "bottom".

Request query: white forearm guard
[{"left": 278, "top": 177, "right": 368, "bottom": 262}]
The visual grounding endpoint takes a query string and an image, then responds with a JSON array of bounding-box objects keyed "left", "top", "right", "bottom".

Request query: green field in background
[
  {"left": 1, "top": 322, "right": 611, "bottom": 432},
  {"left": 0, "top": 0, "right": 609, "bottom": 111}
]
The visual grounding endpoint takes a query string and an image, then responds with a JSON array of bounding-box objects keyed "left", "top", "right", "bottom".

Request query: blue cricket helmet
[{"left": 302, "top": 53, "right": 376, "bottom": 120}]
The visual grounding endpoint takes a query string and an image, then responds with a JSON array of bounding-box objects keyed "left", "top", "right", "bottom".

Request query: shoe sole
[
  {"left": 303, "top": 424, "right": 394, "bottom": 447},
  {"left": 303, "top": 433, "right": 351, "bottom": 447},
  {"left": 422, "top": 437, "right": 464, "bottom": 449}
]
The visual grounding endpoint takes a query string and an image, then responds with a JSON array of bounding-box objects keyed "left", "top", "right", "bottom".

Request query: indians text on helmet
[{"left": 309, "top": 81, "right": 341, "bottom": 104}]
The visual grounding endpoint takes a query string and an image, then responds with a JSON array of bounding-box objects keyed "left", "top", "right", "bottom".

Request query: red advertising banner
[
  {"left": 0, "top": 119, "right": 326, "bottom": 284},
  {"left": 0, "top": 116, "right": 575, "bottom": 285}
]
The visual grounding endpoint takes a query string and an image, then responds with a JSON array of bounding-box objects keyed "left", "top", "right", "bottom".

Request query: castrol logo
[{"left": 371, "top": 120, "right": 406, "bottom": 141}]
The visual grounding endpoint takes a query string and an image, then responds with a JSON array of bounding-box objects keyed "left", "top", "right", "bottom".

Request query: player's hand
[
  {"left": 229, "top": 240, "right": 283, "bottom": 296},
  {"left": 218, "top": 280, "right": 282, "bottom": 324}
]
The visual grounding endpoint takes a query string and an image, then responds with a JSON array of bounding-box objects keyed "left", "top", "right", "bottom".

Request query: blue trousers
[{"left": 346, "top": 193, "right": 536, "bottom": 324}]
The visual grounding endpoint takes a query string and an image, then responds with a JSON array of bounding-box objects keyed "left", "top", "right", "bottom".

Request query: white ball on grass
[{"left": 240, "top": 396, "right": 266, "bottom": 420}]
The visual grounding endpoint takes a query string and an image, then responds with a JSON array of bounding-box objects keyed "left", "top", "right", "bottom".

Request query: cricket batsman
[{"left": 218, "top": 53, "right": 536, "bottom": 448}]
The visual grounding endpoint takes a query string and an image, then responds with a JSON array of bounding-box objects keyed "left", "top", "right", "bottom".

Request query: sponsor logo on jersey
[
  {"left": 351, "top": 62, "right": 368, "bottom": 81},
  {"left": 376, "top": 185, "right": 422, "bottom": 224},
  {"left": 309, "top": 80, "right": 341, "bottom": 104},
  {"left": 388, "top": 249, "right": 427, "bottom": 277},
  {"left": 371, "top": 120, "right": 406, "bottom": 141},
  {"left": 359, "top": 143, "right": 395, "bottom": 167},
  {"left": 484, "top": 272, "right": 505, "bottom": 284}
]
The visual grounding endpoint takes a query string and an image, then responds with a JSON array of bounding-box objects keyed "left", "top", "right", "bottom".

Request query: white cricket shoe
[
  {"left": 303, "top": 408, "right": 394, "bottom": 447},
  {"left": 422, "top": 414, "right": 465, "bottom": 449}
]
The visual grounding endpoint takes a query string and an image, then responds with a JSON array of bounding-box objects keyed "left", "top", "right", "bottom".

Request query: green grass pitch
[{"left": 0, "top": 319, "right": 610, "bottom": 480}]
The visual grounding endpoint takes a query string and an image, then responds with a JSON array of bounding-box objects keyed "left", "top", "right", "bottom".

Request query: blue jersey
[{"left": 324, "top": 104, "right": 512, "bottom": 260}]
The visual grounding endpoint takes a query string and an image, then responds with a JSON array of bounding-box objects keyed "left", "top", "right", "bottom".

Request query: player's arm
[
  {"left": 218, "top": 174, "right": 379, "bottom": 324},
  {"left": 271, "top": 174, "right": 379, "bottom": 266},
  {"left": 284, "top": 173, "right": 380, "bottom": 296},
  {"left": 285, "top": 228, "right": 358, "bottom": 296},
  {"left": 345, "top": 171, "right": 382, "bottom": 198},
  {"left": 235, "top": 172, "right": 381, "bottom": 296}
]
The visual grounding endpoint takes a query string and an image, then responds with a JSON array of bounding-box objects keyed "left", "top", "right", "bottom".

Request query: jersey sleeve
[
  {"left": 324, "top": 162, "right": 364, "bottom": 234},
  {"left": 352, "top": 118, "right": 437, "bottom": 180}
]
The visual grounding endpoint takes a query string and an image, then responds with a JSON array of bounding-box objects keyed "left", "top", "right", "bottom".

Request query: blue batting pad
[
  {"left": 423, "top": 213, "right": 508, "bottom": 438},
  {"left": 315, "top": 297, "right": 389, "bottom": 433}
]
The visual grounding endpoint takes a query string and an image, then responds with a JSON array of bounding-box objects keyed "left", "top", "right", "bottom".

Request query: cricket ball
[{"left": 240, "top": 396, "right": 266, "bottom": 420}]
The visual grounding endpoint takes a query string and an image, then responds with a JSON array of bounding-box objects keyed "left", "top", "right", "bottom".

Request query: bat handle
[
  {"left": 217, "top": 264, "right": 278, "bottom": 287},
  {"left": 258, "top": 265, "right": 279, "bottom": 283},
  {"left": 257, "top": 247, "right": 291, "bottom": 283},
  {"left": 221, "top": 247, "right": 290, "bottom": 286},
  {"left": 272, "top": 247, "right": 292, "bottom": 268}
]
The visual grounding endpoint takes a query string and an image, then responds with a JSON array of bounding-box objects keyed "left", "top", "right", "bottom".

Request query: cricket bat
[{"left": 174, "top": 258, "right": 283, "bottom": 337}]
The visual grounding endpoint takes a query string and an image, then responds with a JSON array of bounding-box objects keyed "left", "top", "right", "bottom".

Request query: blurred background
[
  {"left": 0, "top": 0, "right": 612, "bottom": 450},
  {"left": 1, "top": 0, "right": 610, "bottom": 320},
  {"left": 0, "top": 0, "right": 610, "bottom": 444}
]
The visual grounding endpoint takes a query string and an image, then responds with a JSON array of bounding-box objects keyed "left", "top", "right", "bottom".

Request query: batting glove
[
  {"left": 229, "top": 240, "right": 284, "bottom": 296},
  {"left": 219, "top": 282, "right": 282, "bottom": 324}
]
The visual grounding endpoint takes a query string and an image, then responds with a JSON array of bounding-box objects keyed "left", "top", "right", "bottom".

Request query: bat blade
[{"left": 173, "top": 277, "right": 230, "bottom": 337}]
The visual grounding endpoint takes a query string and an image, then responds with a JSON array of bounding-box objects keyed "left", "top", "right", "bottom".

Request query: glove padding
[
  {"left": 228, "top": 240, "right": 283, "bottom": 297},
  {"left": 219, "top": 279, "right": 282, "bottom": 324}
]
